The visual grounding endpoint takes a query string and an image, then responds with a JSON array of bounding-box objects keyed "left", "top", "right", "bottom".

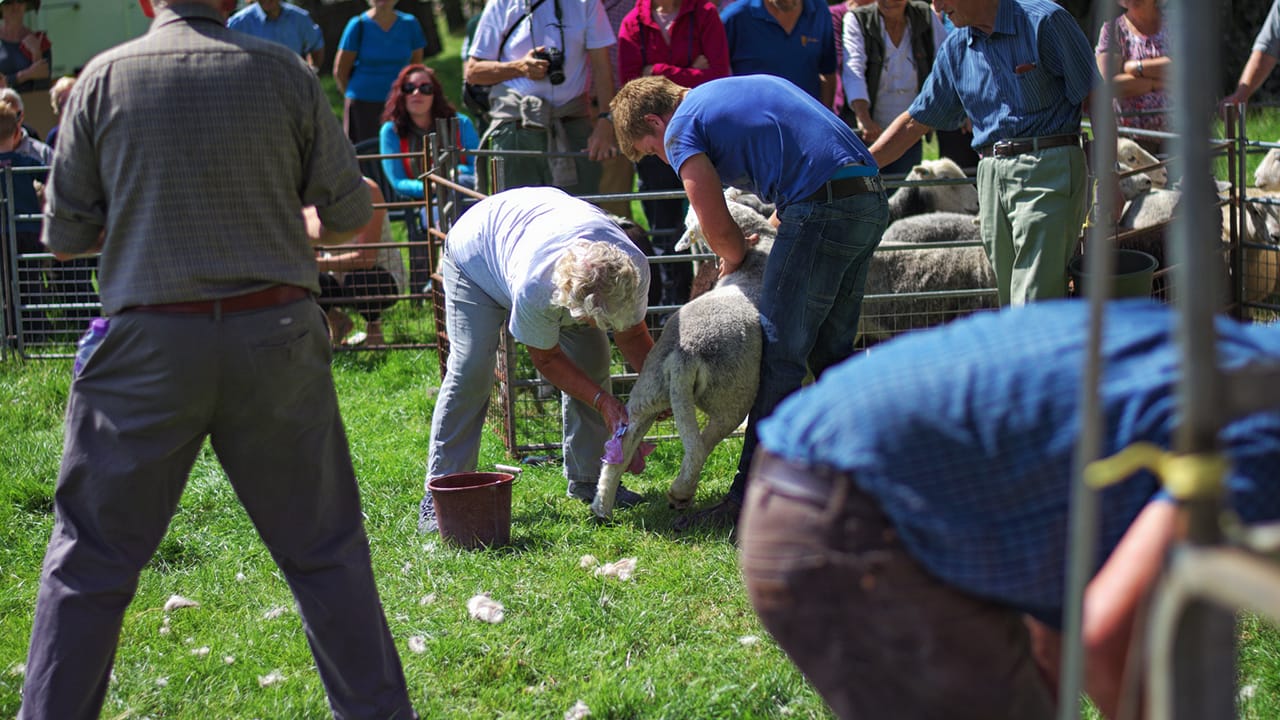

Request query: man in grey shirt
[
  {"left": 1224, "top": 0, "right": 1280, "bottom": 108},
  {"left": 18, "top": 1, "right": 415, "bottom": 718}
]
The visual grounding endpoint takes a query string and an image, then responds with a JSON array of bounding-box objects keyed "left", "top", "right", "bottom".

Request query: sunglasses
[{"left": 401, "top": 82, "right": 435, "bottom": 96}]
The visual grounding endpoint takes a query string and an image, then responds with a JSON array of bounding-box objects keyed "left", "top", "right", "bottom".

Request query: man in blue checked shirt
[
  {"left": 870, "top": 0, "right": 1098, "bottom": 306},
  {"left": 738, "top": 299, "right": 1280, "bottom": 720}
]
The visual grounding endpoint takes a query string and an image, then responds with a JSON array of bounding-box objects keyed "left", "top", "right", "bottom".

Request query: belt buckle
[{"left": 992, "top": 139, "right": 1015, "bottom": 156}]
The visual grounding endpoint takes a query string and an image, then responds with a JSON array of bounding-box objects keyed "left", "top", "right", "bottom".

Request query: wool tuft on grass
[{"left": 467, "top": 592, "right": 505, "bottom": 623}]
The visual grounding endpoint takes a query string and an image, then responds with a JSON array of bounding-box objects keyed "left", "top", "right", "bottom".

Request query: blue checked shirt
[
  {"left": 906, "top": 0, "right": 1097, "bottom": 149},
  {"left": 759, "top": 300, "right": 1280, "bottom": 627}
]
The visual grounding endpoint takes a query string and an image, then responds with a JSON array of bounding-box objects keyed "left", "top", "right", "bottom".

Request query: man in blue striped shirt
[{"left": 870, "top": 0, "right": 1097, "bottom": 306}]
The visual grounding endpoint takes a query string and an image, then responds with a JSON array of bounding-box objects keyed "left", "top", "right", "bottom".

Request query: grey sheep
[
  {"left": 860, "top": 214, "right": 996, "bottom": 344},
  {"left": 882, "top": 211, "right": 981, "bottom": 245},
  {"left": 591, "top": 235, "right": 774, "bottom": 520}
]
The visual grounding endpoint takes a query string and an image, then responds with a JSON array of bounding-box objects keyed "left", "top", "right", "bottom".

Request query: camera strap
[
  {"left": 501, "top": 0, "right": 549, "bottom": 58},
  {"left": 526, "top": 0, "right": 565, "bottom": 63}
]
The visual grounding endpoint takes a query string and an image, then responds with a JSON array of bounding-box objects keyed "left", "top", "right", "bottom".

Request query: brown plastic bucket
[{"left": 427, "top": 472, "right": 515, "bottom": 549}]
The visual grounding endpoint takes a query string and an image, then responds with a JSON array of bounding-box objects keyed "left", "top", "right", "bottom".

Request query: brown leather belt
[
  {"left": 749, "top": 449, "right": 853, "bottom": 505},
  {"left": 798, "top": 174, "right": 885, "bottom": 204},
  {"left": 977, "top": 133, "right": 1081, "bottom": 159},
  {"left": 123, "top": 285, "right": 310, "bottom": 315}
]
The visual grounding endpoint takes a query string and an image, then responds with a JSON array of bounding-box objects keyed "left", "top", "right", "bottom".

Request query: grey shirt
[
  {"left": 42, "top": 2, "right": 370, "bottom": 315},
  {"left": 1255, "top": 0, "right": 1280, "bottom": 57}
]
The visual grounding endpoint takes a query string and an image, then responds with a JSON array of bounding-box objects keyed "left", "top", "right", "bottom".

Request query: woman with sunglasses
[{"left": 379, "top": 64, "right": 479, "bottom": 200}]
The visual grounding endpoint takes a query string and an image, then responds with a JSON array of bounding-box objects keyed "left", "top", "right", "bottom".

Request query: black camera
[{"left": 532, "top": 47, "right": 566, "bottom": 86}]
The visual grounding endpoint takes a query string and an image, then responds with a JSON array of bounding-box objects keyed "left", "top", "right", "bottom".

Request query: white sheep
[
  {"left": 887, "top": 157, "right": 980, "bottom": 222},
  {"left": 1116, "top": 137, "right": 1168, "bottom": 188},
  {"left": 591, "top": 227, "right": 775, "bottom": 520},
  {"left": 1103, "top": 186, "right": 1233, "bottom": 305},
  {"left": 1239, "top": 200, "right": 1280, "bottom": 302},
  {"left": 1255, "top": 148, "right": 1280, "bottom": 191}
]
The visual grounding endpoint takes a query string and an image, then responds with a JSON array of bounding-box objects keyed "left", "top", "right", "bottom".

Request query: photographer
[{"left": 464, "top": 0, "right": 620, "bottom": 195}]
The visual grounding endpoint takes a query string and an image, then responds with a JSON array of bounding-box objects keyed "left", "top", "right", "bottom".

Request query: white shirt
[
  {"left": 842, "top": 9, "right": 948, "bottom": 128},
  {"left": 445, "top": 187, "right": 650, "bottom": 349},
  {"left": 469, "top": 0, "right": 616, "bottom": 108}
]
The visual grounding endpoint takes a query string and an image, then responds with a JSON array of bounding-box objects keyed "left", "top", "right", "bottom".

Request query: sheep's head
[
  {"left": 903, "top": 158, "right": 979, "bottom": 214},
  {"left": 675, "top": 194, "right": 776, "bottom": 253},
  {"left": 1117, "top": 165, "right": 1153, "bottom": 201},
  {"left": 1117, "top": 138, "right": 1168, "bottom": 188},
  {"left": 1256, "top": 148, "right": 1280, "bottom": 192}
]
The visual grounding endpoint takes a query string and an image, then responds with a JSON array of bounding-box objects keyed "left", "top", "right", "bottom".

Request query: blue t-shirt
[
  {"left": 720, "top": 0, "right": 835, "bottom": 100},
  {"left": 907, "top": 0, "right": 1096, "bottom": 148},
  {"left": 228, "top": 2, "right": 325, "bottom": 59},
  {"left": 759, "top": 299, "right": 1280, "bottom": 627},
  {"left": 664, "top": 74, "right": 875, "bottom": 208},
  {"left": 339, "top": 12, "right": 428, "bottom": 102},
  {"left": 0, "top": 150, "right": 47, "bottom": 234}
]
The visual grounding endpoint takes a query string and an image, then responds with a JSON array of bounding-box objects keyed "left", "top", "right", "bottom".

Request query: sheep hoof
[
  {"left": 666, "top": 493, "right": 693, "bottom": 510},
  {"left": 589, "top": 499, "right": 610, "bottom": 521}
]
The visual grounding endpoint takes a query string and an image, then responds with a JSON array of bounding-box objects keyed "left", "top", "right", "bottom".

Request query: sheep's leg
[
  {"left": 590, "top": 411, "right": 658, "bottom": 520},
  {"left": 668, "top": 412, "right": 741, "bottom": 509}
]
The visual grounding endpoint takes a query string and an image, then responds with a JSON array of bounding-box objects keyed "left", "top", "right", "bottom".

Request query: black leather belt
[
  {"left": 798, "top": 174, "right": 884, "bottom": 204},
  {"left": 977, "top": 133, "right": 1081, "bottom": 158},
  {"left": 749, "top": 449, "right": 852, "bottom": 505}
]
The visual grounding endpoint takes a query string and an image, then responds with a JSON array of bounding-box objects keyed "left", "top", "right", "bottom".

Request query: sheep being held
[{"left": 591, "top": 230, "right": 773, "bottom": 520}]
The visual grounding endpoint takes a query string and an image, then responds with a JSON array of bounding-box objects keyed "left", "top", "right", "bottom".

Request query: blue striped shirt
[
  {"left": 907, "top": 0, "right": 1097, "bottom": 149},
  {"left": 759, "top": 300, "right": 1280, "bottom": 627}
]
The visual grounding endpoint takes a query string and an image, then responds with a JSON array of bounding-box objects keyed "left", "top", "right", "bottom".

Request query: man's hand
[
  {"left": 692, "top": 54, "right": 709, "bottom": 69},
  {"left": 857, "top": 118, "right": 884, "bottom": 144},
  {"left": 587, "top": 117, "right": 619, "bottom": 162},
  {"left": 517, "top": 48, "right": 550, "bottom": 81},
  {"left": 718, "top": 232, "right": 758, "bottom": 278}
]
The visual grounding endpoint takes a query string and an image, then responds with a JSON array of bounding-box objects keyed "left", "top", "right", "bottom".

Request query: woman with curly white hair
[{"left": 420, "top": 186, "right": 655, "bottom": 532}]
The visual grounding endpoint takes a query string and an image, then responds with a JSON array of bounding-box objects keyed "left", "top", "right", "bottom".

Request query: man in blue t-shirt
[
  {"left": 739, "top": 299, "right": 1280, "bottom": 719},
  {"left": 611, "top": 73, "right": 888, "bottom": 532},
  {"left": 227, "top": 0, "right": 325, "bottom": 73},
  {"left": 720, "top": 0, "right": 837, "bottom": 104},
  {"left": 870, "top": 0, "right": 1097, "bottom": 307}
]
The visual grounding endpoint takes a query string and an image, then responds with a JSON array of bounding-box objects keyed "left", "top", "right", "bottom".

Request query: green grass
[{"left": 0, "top": 350, "right": 831, "bottom": 719}]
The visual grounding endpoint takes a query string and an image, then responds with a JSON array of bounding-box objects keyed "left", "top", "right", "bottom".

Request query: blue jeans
[{"left": 726, "top": 190, "right": 889, "bottom": 502}]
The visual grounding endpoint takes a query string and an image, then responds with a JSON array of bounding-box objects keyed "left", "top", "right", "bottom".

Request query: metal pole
[
  {"left": 1058, "top": 1, "right": 1120, "bottom": 715},
  {"left": 1161, "top": 0, "right": 1236, "bottom": 716}
]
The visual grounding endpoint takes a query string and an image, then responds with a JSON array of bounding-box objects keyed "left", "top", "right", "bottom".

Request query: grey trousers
[{"left": 19, "top": 299, "right": 413, "bottom": 720}]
